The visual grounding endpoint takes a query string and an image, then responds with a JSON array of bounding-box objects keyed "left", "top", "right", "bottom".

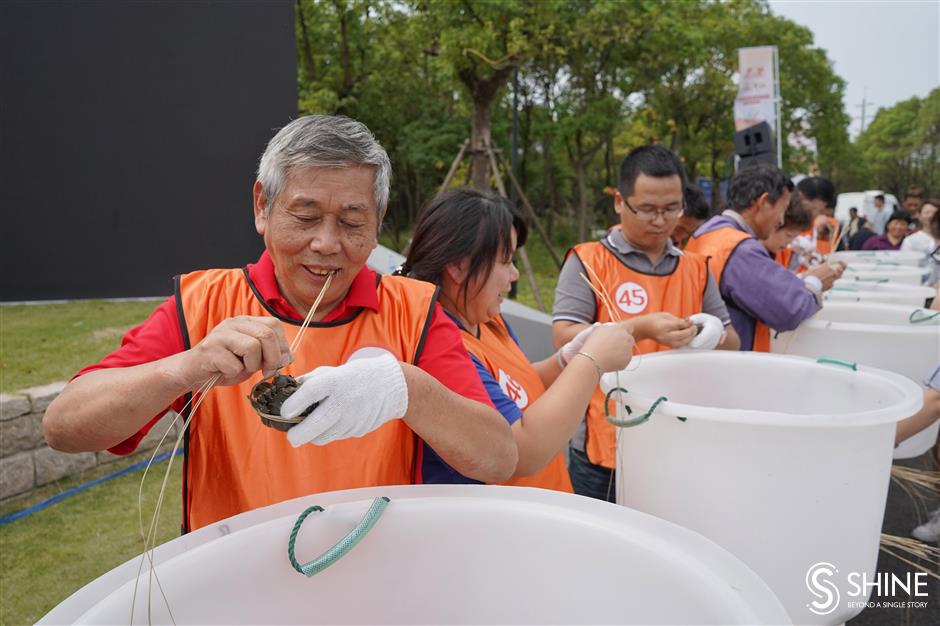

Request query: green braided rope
[
  {"left": 288, "top": 497, "right": 390, "bottom": 577},
  {"left": 831, "top": 286, "right": 859, "bottom": 293},
  {"left": 816, "top": 356, "right": 858, "bottom": 371},
  {"left": 909, "top": 309, "right": 940, "bottom": 324},
  {"left": 604, "top": 387, "right": 673, "bottom": 427},
  {"left": 855, "top": 277, "right": 889, "bottom": 283}
]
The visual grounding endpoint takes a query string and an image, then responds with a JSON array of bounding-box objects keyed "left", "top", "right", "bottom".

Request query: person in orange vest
[
  {"left": 552, "top": 145, "right": 740, "bottom": 501},
  {"left": 43, "top": 115, "right": 518, "bottom": 532},
  {"left": 763, "top": 193, "right": 813, "bottom": 271},
  {"left": 685, "top": 163, "right": 844, "bottom": 353},
  {"left": 398, "top": 188, "right": 636, "bottom": 491},
  {"left": 789, "top": 176, "right": 838, "bottom": 265}
]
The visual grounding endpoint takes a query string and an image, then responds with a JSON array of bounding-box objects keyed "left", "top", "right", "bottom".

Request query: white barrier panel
[
  {"left": 829, "top": 250, "right": 925, "bottom": 267},
  {"left": 827, "top": 281, "right": 934, "bottom": 307}
]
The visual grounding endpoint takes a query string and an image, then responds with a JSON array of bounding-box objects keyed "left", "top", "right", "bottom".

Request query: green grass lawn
[
  {"left": 0, "top": 300, "right": 159, "bottom": 393},
  {"left": 0, "top": 451, "right": 182, "bottom": 625}
]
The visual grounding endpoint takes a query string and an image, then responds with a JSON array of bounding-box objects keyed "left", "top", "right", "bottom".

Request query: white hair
[{"left": 257, "top": 115, "right": 391, "bottom": 213}]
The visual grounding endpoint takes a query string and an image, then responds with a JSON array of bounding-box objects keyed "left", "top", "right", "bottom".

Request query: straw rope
[{"left": 130, "top": 273, "right": 335, "bottom": 625}]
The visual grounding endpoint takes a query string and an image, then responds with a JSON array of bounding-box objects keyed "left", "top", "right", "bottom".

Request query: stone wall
[{"left": 0, "top": 383, "right": 180, "bottom": 502}]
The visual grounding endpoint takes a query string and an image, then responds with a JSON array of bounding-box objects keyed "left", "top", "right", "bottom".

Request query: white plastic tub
[
  {"left": 40, "top": 485, "right": 789, "bottom": 625},
  {"left": 827, "top": 281, "right": 934, "bottom": 307},
  {"left": 837, "top": 264, "right": 927, "bottom": 286},
  {"left": 829, "top": 250, "right": 925, "bottom": 267},
  {"left": 601, "top": 351, "right": 922, "bottom": 626},
  {"left": 773, "top": 302, "right": 940, "bottom": 458}
]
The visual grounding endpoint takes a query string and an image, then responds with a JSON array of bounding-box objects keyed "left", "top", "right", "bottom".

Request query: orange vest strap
[{"left": 460, "top": 315, "right": 572, "bottom": 493}]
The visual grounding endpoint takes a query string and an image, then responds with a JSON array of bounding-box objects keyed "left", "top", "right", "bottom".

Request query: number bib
[{"left": 615, "top": 281, "right": 649, "bottom": 314}]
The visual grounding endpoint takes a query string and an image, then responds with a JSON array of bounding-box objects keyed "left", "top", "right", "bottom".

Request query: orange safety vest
[
  {"left": 775, "top": 248, "right": 791, "bottom": 269},
  {"left": 571, "top": 240, "right": 710, "bottom": 469},
  {"left": 176, "top": 268, "right": 438, "bottom": 531},
  {"left": 801, "top": 217, "right": 839, "bottom": 256},
  {"left": 460, "top": 316, "right": 573, "bottom": 492},
  {"left": 685, "top": 226, "right": 770, "bottom": 352}
]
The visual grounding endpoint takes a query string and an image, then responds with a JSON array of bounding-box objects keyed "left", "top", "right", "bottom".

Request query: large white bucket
[
  {"left": 837, "top": 264, "right": 927, "bottom": 286},
  {"left": 772, "top": 301, "right": 940, "bottom": 458},
  {"left": 40, "top": 485, "right": 789, "bottom": 625},
  {"left": 601, "top": 351, "right": 922, "bottom": 625},
  {"left": 827, "top": 281, "right": 934, "bottom": 307},
  {"left": 829, "top": 250, "right": 925, "bottom": 267}
]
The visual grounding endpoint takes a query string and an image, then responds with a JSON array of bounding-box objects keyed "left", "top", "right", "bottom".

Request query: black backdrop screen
[{"left": 1, "top": 1, "right": 297, "bottom": 300}]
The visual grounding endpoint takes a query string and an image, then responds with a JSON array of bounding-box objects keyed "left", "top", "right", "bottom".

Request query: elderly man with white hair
[{"left": 43, "top": 115, "right": 517, "bottom": 532}]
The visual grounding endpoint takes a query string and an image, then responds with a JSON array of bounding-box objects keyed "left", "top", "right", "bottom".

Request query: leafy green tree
[{"left": 855, "top": 89, "right": 940, "bottom": 197}]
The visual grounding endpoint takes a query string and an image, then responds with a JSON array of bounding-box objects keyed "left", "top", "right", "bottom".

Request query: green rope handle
[
  {"left": 856, "top": 277, "right": 889, "bottom": 283},
  {"left": 831, "top": 286, "right": 859, "bottom": 293},
  {"left": 288, "top": 497, "right": 390, "bottom": 577},
  {"left": 604, "top": 387, "right": 674, "bottom": 427},
  {"left": 816, "top": 357, "right": 857, "bottom": 371},
  {"left": 909, "top": 309, "right": 940, "bottom": 324}
]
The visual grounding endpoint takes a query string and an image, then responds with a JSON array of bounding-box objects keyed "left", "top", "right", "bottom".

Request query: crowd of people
[{"left": 41, "top": 115, "right": 939, "bottom": 540}]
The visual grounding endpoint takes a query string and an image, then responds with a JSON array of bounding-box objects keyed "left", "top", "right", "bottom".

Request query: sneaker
[{"left": 912, "top": 508, "right": 940, "bottom": 543}]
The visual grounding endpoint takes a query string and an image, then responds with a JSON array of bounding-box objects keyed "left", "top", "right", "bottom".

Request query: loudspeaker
[{"left": 733, "top": 121, "right": 777, "bottom": 169}]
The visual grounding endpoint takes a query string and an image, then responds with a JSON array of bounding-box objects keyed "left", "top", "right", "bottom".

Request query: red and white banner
[{"left": 734, "top": 46, "right": 778, "bottom": 132}]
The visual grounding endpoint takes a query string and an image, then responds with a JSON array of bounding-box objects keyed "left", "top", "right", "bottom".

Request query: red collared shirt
[{"left": 78, "top": 252, "right": 493, "bottom": 455}]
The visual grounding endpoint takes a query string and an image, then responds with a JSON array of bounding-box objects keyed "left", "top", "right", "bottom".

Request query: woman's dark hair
[
  {"left": 796, "top": 176, "right": 836, "bottom": 208},
  {"left": 400, "top": 188, "right": 528, "bottom": 305},
  {"left": 927, "top": 199, "right": 940, "bottom": 238},
  {"left": 782, "top": 194, "right": 812, "bottom": 230},
  {"left": 887, "top": 210, "right": 912, "bottom": 226},
  {"left": 683, "top": 183, "right": 711, "bottom": 220}
]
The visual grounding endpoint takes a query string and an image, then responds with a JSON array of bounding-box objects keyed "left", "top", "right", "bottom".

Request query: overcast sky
[{"left": 767, "top": 0, "right": 939, "bottom": 139}]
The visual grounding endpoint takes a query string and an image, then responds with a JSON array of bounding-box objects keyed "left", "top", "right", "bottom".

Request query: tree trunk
[
  {"left": 575, "top": 159, "right": 589, "bottom": 242},
  {"left": 470, "top": 99, "right": 493, "bottom": 190}
]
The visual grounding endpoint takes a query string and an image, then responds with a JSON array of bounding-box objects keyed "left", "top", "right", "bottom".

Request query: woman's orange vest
[
  {"left": 571, "top": 239, "right": 710, "bottom": 469},
  {"left": 176, "top": 268, "right": 438, "bottom": 531},
  {"left": 685, "top": 227, "right": 770, "bottom": 351},
  {"left": 460, "top": 316, "right": 573, "bottom": 492}
]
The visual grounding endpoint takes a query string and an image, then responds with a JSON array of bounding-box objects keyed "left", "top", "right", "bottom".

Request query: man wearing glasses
[{"left": 551, "top": 145, "right": 739, "bottom": 501}]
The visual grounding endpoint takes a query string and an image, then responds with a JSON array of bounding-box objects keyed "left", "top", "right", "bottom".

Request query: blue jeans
[{"left": 568, "top": 447, "right": 617, "bottom": 503}]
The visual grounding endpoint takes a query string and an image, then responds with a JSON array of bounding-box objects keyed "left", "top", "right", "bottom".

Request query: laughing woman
[{"left": 399, "top": 188, "right": 635, "bottom": 490}]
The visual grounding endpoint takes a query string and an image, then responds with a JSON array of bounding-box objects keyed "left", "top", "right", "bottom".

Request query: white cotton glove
[
  {"left": 683, "top": 313, "right": 724, "bottom": 350},
  {"left": 559, "top": 323, "right": 602, "bottom": 366},
  {"left": 282, "top": 348, "right": 409, "bottom": 447}
]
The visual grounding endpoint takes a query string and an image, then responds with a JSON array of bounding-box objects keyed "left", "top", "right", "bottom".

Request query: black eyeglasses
[{"left": 622, "top": 197, "right": 685, "bottom": 222}]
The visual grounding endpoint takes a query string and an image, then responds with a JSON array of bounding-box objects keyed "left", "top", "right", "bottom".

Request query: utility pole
[{"left": 857, "top": 87, "right": 872, "bottom": 135}]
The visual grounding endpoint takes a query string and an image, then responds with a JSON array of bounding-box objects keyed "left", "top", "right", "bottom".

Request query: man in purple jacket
[{"left": 685, "top": 163, "right": 844, "bottom": 350}]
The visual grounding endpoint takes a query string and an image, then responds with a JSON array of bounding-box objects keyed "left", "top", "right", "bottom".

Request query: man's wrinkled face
[
  {"left": 751, "top": 190, "right": 790, "bottom": 240},
  {"left": 253, "top": 165, "right": 381, "bottom": 317}
]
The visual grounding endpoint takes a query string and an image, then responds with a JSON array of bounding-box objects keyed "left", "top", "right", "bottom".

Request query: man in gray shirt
[{"left": 553, "top": 145, "right": 738, "bottom": 502}]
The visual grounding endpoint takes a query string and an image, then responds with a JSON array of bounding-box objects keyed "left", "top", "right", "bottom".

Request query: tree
[{"left": 855, "top": 89, "right": 940, "bottom": 197}]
